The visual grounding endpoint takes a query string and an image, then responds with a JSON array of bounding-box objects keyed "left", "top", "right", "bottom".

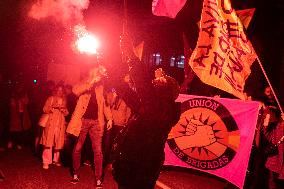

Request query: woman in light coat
[{"left": 40, "top": 85, "right": 68, "bottom": 169}]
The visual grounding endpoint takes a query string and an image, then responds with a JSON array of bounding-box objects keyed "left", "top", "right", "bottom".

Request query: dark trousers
[
  {"left": 9, "top": 131, "right": 23, "bottom": 146},
  {"left": 103, "top": 125, "right": 124, "bottom": 165}
]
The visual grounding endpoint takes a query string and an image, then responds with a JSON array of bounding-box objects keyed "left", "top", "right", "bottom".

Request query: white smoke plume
[{"left": 29, "top": 0, "right": 90, "bottom": 26}]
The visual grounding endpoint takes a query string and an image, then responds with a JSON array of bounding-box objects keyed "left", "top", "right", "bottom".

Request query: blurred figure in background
[
  {"left": 123, "top": 74, "right": 135, "bottom": 92},
  {"left": 103, "top": 85, "right": 132, "bottom": 168},
  {"left": 40, "top": 85, "right": 68, "bottom": 169},
  {"left": 61, "top": 84, "right": 78, "bottom": 166},
  {"left": 0, "top": 73, "right": 7, "bottom": 181},
  {"left": 65, "top": 84, "right": 77, "bottom": 123},
  {"left": 254, "top": 85, "right": 283, "bottom": 189},
  {"left": 0, "top": 73, "right": 7, "bottom": 150},
  {"left": 8, "top": 84, "right": 31, "bottom": 150},
  {"left": 264, "top": 111, "right": 284, "bottom": 189},
  {"left": 261, "top": 86, "right": 280, "bottom": 126},
  {"left": 34, "top": 80, "right": 56, "bottom": 155}
]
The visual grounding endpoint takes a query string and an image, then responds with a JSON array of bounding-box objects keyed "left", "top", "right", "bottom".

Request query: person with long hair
[
  {"left": 40, "top": 85, "right": 68, "bottom": 169},
  {"left": 66, "top": 65, "right": 112, "bottom": 188}
]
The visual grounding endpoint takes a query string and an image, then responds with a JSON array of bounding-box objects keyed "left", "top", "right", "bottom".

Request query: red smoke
[
  {"left": 29, "top": 0, "right": 97, "bottom": 54},
  {"left": 29, "top": 0, "right": 90, "bottom": 26}
]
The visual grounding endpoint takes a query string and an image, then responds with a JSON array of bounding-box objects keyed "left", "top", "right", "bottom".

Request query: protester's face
[
  {"left": 56, "top": 87, "right": 64, "bottom": 97},
  {"left": 65, "top": 87, "right": 72, "bottom": 95},
  {"left": 264, "top": 87, "right": 272, "bottom": 98}
]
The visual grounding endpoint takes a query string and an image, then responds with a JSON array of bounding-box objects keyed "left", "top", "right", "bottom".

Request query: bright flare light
[
  {"left": 76, "top": 34, "right": 99, "bottom": 54},
  {"left": 74, "top": 24, "right": 99, "bottom": 55}
]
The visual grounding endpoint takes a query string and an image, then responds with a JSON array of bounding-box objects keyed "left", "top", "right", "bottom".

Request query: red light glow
[{"left": 74, "top": 24, "right": 99, "bottom": 55}]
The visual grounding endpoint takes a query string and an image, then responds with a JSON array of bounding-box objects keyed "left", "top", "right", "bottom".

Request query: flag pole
[
  {"left": 120, "top": 0, "right": 128, "bottom": 64},
  {"left": 256, "top": 56, "right": 283, "bottom": 114},
  {"left": 122, "top": 0, "right": 128, "bottom": 34}
]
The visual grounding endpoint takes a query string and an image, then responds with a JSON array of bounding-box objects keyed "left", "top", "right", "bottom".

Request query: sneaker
[
  {"left": 53, "top": 161, "right": 62, "bottom": 167},
  {"left": 83, "top": 160, "right": 91, "bottom": 167},
  {"left": 16, "top": 145, "right": 22, "bottom": 150},
  {"left": 43, "top": 163, "right": 49, "bottom": 169},
  {"left": 96, "top": 179, "right": 103, "bottom": 188},
  {"left": 70, "top": 175, "right": 79, "bottom": 184}
]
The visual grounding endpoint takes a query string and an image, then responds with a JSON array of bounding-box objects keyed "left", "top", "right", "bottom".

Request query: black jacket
[{"left": 112, "top": 58, "right": 180, "bottom": 188}]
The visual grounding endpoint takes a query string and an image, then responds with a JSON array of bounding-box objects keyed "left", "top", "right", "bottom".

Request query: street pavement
[{"left": 0, "top": 147, "right": 232, "bottom": 189}]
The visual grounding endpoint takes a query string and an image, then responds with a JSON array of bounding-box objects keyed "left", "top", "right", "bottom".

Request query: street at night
[
  {"left": 0, "top": 148, "right": 231, "bottom": 189},
  {"left": 1, "top": 0, "right": 284, "bottom": 189}
]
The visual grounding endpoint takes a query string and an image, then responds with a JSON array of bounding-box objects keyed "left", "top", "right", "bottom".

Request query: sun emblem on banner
[{"left": 167, "top": 98, "right": 240, "bottom": 170}]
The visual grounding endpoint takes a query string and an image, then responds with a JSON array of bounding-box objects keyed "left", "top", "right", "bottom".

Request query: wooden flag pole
[{"left": 256, "top": 56, "right": 283, "bottom": 114}]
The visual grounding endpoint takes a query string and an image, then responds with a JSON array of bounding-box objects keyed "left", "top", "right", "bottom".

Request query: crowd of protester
[
  {"left": 0, "top": 72, "right": 133, "bottom": 187},
  {"left": 0, "top": 39, "right": 284, "bottom": 189}
]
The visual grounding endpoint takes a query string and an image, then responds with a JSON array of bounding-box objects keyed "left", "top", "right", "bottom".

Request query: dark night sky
[{"left": 0, "top": 0, "right": 283, "bottom": 102}]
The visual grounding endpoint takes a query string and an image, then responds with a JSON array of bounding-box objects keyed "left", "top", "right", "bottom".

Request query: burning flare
[{"left": 74, "top": 25, "right": 99, "bottom": 55}]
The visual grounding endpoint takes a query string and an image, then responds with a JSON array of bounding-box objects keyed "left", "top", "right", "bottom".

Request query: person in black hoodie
[{"left": 110, "top": 35, "right": 180, "bottom": 189}]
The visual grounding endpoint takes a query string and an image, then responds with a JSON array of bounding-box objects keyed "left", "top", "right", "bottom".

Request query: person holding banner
[
  {"left": 111, "top": 35, "right": 180, "bottom": 189},
  {"left": 265, "top": 112, "right": 284, "bottom": 189},
  {"left": 252, "top": 85, "right": 283, "bottom": 189}
]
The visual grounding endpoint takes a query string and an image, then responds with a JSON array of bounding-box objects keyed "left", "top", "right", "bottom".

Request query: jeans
[{"left": 72, "top": 119, "right": 103, "bottom": 180}]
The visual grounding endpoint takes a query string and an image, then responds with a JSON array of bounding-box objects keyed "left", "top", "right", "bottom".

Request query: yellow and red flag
[
  {"left": 189, "top": 0, "right": 257, "bottom": 99},
  {"left": 236, "top": 8, "right": 255, "bottom": 29}
]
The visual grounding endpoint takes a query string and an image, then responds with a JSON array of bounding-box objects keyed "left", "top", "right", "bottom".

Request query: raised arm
[{"left": 73, "top": 66, "right": 105, "bottom": 96}]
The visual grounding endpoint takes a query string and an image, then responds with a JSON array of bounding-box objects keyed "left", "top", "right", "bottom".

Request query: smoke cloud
[{"left": 29, "top": 0, "right": 90, "bottom": 26}]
